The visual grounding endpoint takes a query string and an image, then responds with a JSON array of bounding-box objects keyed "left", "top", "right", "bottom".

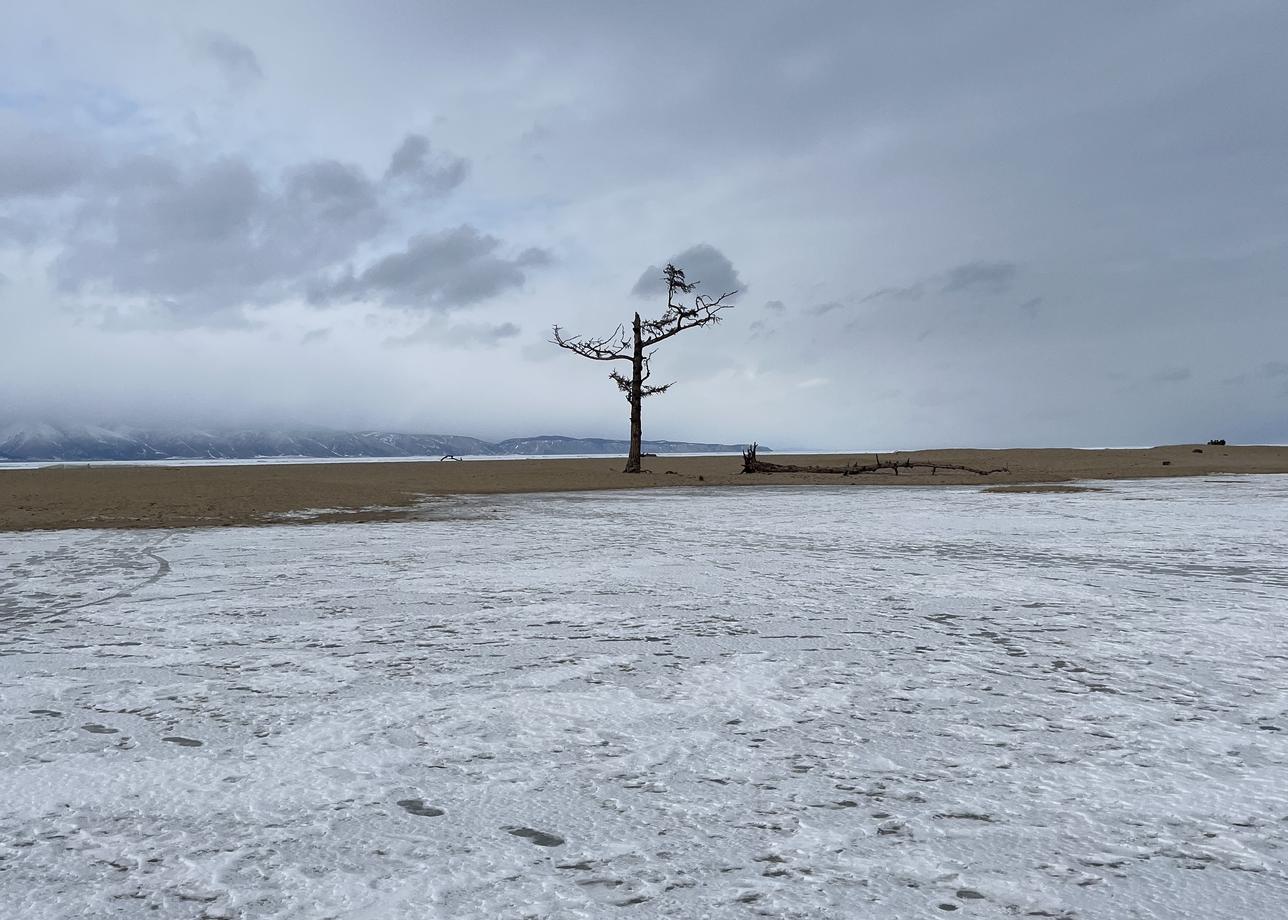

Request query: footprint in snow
[
  {"left": 397, "top": 798, "right": 445, "bottom": 817},
  {"left": 506, "top": 826, "right": 565, "bottom": 847}
]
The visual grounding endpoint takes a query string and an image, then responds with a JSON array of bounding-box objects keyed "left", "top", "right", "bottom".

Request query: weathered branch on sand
[{"left": 740, "top": 443, "right": 1007, "bottom": 477}]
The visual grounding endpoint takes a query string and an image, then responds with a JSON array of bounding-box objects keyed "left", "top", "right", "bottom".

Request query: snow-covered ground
[{"left": 2, "top": 477, "right": 1287, "bottom": 919}]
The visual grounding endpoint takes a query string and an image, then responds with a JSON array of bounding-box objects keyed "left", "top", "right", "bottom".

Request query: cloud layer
[
  {"left": 1, "top": 3, "right": 1286, "bottom": 447},
  {"left": 2, "top": 126, "right": 523, "bottom": 326}
]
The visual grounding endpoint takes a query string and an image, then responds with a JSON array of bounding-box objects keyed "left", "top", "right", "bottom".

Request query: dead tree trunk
[
  {"left": 741, "top": 443, "right": 1007, "bottom": 477},
  {"left": 553, "top": 264, "right": 736, "bottom": 474},
  {"left": 625, "top": 313, "right": 644, "bottom": 473}
]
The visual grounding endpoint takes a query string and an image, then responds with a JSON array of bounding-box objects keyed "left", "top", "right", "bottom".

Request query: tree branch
[
  {"left": 640, "top": 290, "right": 736, "bottom": 347},
  {"left": 551, "top": 324, "right": 633, "bottom": 362},
  {"left": 641, "top": 381, "right": 674, "bottom": 398}
]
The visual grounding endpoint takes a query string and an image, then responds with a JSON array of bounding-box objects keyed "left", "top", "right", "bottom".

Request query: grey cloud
[
  {"left": 940, "top": 261, "right": 1018, "bottom": 295},
  {"left": 0, "top": 130, "right": 92, "bottom": 198},
  {"left": 388, "top": 318, "right": 521, "bottom": 348},
  {"left": 846, "top": 261, "right": 1019, "bottom": 315},
  {"left": 1019, "top": 297, "right": 1043, "bottom": 318},
  {"left": 764, "top": 300, "right": 786, "bottom": 312},
  {"left": 631, "top": 244, "right": 744, "bottom": 298},
  {"left": 859, "top": 284, "right": 924, "bottom": 304},
  {"left": 102, "top": 154, "right": 180, "bottom": 190},
  {"left": 314, "top": 226, "right": 548, "bottom": 309},
  {"left": 384, "top": 134, "right": 469, "bottom": 198},
  {"left": 521, "top": 336, "right": 561, "bottom": 363},
  {"left": 515, "top": 246, "right": 553, "bottom": 268},
  {"left": 301, "top": 328, "right": 331, "bottom": 345},
  {"left": 53, "top": 154, "right": 384, "bottom": 305},
  {"left": 1151, "top": 367, "right": 1192, "bottom": 384},
  {"left": 95, "top": 299, "right": 258, "bottom": 332},
  {"left": 0, "top": 129, "right": 543, "bottom": 325},
  {"left": 203, "top": 33, "right": 263, "bottom": 86},
  {"left": 0, "top": 214, "right": 34, "bottom": 244},
  {"left": 283, "top": 160, "right": 382, "bottom": 228},
  {"left": 5, "top": 3, "right": 1288, "bottom": 447},
  {"left": 808, "top": 300, "right": 846, "bottom": 316},
  {"left": 1262, "top": 361, "right": 1288, "bottom": 378},
  {"left": 55, "top": 157, "right": 268, "bottom": 300}
]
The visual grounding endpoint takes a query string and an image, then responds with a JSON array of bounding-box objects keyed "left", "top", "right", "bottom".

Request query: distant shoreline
[
  {"left": 0, "top": 450, "right": 750, "bottom": 471},
  {"left": 3, "top": 444, "right": 1287, "bottom": 532}
]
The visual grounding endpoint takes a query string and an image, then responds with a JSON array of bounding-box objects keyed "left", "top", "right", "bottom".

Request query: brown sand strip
[{"left": 2, "top": 444, "right": 1286, "bottom": 532}]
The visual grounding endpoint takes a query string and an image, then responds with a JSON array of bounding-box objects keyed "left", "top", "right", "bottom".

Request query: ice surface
[{"left": 2, "top": 477, "right": 1287, "bottom": 919}]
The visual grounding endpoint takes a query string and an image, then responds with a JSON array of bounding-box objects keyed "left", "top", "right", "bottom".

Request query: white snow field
[{"left": 2, "top": 477, "right": 1287, "bottom": 919}]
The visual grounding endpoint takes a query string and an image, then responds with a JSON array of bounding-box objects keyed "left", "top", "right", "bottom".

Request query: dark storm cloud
[
  {"left": 313, "top": 226, "right": 549, "bottom": 309},
  {"left": 203, "top": 32, "right": 263, "bottom": 86},
  {"left": 631, "top": 244, "right": 744, "bottom": 298}
]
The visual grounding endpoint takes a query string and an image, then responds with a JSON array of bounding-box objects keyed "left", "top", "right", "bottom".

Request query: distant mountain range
[{"left": 0, "top": 422, "right": 760, "bottom": 462}]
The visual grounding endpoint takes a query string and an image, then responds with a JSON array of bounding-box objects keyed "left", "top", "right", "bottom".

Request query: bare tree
[{"left": 553, "top": 264, "right": 736, "bottom": 472}]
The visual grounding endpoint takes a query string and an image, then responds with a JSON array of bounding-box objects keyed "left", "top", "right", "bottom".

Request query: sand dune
[{"left": 2, "top": 444, "right": 1286, "bottom": 531}]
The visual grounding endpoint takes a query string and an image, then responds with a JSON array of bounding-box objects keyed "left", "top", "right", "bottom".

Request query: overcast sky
[{"left": 2, "top": 2, "right": 1286, "bottom": 449}]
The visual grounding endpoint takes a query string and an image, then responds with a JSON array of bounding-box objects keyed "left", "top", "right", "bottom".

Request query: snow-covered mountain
[
  {"left": 491, "top": 435, "right": 750, "bottom": 456},
  {"left": 0, "top": 422, "right": 755, "bottom": 461}
]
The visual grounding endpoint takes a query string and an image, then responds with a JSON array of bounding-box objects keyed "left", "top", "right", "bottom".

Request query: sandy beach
[{"left": 2, "top": 443, "right": 1286, "bottom": 532}]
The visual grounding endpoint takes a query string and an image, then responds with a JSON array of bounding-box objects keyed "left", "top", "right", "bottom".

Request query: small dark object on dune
[
  {"left": 1193, "top": 448, "right": 1203, "bottom": 453},
  {"left": 1162, "top": 460, "right": 1171, "bottom": 465},
  {"left": 1208, "top": 439, "right": 1226, "bottom": 446}
]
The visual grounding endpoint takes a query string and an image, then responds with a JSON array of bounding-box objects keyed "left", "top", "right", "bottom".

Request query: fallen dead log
[{"left": 740, "top": 443, "right": 1006, "bottom": 477}]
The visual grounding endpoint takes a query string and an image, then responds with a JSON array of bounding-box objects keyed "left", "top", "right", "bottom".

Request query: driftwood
[{"left": 740, "top": 443, "right": 1006, "bottom": 477}]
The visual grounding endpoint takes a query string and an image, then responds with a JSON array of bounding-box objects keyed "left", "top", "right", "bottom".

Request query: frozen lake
[{"left": 2, "top": 478, "right": 1287, "bottom": 919}]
